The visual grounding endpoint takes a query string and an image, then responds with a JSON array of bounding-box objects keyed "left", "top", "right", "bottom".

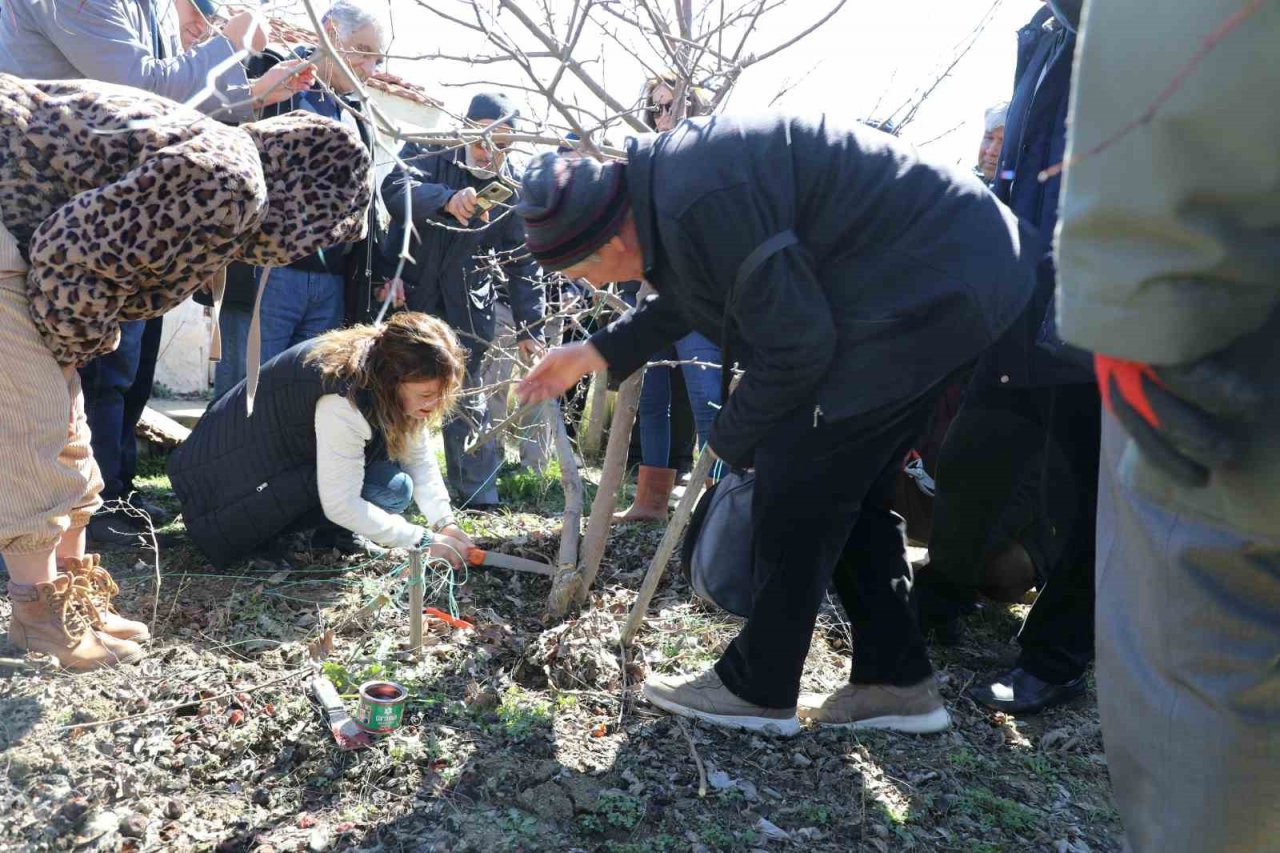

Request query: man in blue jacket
[
  {"left": 515, "top": 115, "right": 1037, "bottom": 734},
  {"left": 923, "top": 0, "right": 1099, "bottom": 716},
  {"left": 383, "top": 92, "right": 545, "bottom": 508}
]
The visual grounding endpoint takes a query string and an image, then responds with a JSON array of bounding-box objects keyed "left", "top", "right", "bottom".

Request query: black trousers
[
  {"left": 925, "top": 382, "right": 1100, "bottom": 684},
  {"left": 714, "top": 389, "right": 940, "bottom": 709}
]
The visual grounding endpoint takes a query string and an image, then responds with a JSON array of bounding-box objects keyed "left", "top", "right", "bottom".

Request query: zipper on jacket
[{"left": 813, "top": 405, "right": 824, "bottom": 428}]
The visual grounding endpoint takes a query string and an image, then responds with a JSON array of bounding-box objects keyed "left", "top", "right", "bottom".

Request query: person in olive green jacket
[{"left": 1055, "top": 1, "right": 1279, "bottom": 850}]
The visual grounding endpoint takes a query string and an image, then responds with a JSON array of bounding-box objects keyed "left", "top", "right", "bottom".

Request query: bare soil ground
[{"left": 0, "top": 457, "right": 1120, "bottom": 852}]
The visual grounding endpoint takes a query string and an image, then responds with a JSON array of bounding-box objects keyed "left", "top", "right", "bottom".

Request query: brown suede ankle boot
[
  {"left": 60, "top": 554, "right": 150, "bottom": 642},
  {"left": 7, "top": 576, "right": 143, "bottom": 671},
  {"left": 613, "top": 466, "right": 677, "bottom": 523}
]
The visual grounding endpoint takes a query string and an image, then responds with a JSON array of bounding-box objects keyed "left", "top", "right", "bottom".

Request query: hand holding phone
[{"left": 475, "top": 180, "right": 514, "bottom": 211}]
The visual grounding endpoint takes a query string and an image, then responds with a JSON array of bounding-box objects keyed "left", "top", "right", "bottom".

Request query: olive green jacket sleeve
[{"left": 1055, "top": 0, "right": 1280, "bottom": 365}]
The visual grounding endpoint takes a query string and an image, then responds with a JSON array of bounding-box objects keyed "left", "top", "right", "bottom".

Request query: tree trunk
[
  {"left": 544, "top": 399, "right": 585, "bottom": 617},
  {"left": 580, "top": 371, "right": 609, "bottom": 459},
  {"left": 564, "top": 368, "right": 643, "bottom": 613}
]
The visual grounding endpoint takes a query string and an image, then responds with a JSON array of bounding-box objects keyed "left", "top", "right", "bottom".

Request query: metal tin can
[{"left": 356, "top": 681, "right": 407, "bottom": 733}]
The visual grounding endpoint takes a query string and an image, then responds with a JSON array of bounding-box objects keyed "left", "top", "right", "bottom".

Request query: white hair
[
  {"left": 323, "top": 0, "right": 389, "bottom": 49},
  {"left": 984, "top": 101, "right": 1009, "bottom": 133}
]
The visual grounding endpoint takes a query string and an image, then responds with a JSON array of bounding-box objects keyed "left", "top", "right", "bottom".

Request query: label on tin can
[{"left": 357, "top": 681, "right": 407, "bottom": 733}]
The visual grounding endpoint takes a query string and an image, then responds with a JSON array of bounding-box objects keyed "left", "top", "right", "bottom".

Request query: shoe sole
[
  {"left": 643, "top": 689, "right": 802, "bottom": 737},
  {"left": 806, "top": 707, "right": 952, "bottom": 734}
]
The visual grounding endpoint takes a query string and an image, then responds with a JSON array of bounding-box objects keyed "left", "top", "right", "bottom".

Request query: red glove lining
[{"left": 1095, "top": 354, "right": 1162, "bottom": 429}]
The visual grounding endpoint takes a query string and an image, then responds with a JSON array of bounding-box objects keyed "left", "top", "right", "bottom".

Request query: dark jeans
[
  {"left": 714, "top": 389, "right": 940, "bottom": 709},
  {"left": 925, "top": 382, "right": 1100, "bottom": 683},
  {"left": 79, "top": 317, "right": 163, "bottom": 500}
]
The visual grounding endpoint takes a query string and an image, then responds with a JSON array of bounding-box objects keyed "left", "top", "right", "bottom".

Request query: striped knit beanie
[{"left": 518, "top": 152, "right": 629, "bottom": 272}]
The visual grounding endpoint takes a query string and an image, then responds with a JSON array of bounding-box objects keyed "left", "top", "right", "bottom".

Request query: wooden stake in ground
[
  {"left": 407, "top": 549, "right": 424, "bottom": 655},
  {"left": 620, "top": 446, "right": 716, "bottom": 647},
  {"left": 545, "top": 398, "right": 585, "bottom": 616},
  {"left": 557, "top": 368, "right": 643, "bottom": 616},
  {"left": 579, "top": 370, "right": 609, "bottom": 459}
]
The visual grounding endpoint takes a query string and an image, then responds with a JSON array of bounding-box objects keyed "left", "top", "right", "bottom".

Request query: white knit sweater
[{"left": 314, "top": 394, "right": 453, "bottom": 548}]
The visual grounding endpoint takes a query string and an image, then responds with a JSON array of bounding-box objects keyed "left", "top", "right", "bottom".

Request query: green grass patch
[
  {"left": 495, "top": 686, "right": 553, "bottom": 740},
  {"left": 956, "top": 787, "right": 1038, "bottom": 834}
]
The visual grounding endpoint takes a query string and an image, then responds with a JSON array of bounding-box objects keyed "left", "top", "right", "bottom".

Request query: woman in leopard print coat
[{"left": 0, "top": 73, "right": 371, "bottom": 671}]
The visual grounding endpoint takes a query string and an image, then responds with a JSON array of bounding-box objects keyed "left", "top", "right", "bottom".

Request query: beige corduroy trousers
[{"left": 0, "top": 221, "right": 102, "bottom": 555}]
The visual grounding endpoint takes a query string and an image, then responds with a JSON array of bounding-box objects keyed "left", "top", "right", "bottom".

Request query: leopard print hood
[
  {"left": 238, "top": 111, "right": 372, "bottom": 267},
  {"left": 0, "top": 75, "right": 371, "bottom": 366}
]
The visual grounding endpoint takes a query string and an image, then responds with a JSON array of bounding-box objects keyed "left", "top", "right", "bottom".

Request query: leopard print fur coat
[{"left": 0, "top": 74, "right": 372, "bottom": 366}]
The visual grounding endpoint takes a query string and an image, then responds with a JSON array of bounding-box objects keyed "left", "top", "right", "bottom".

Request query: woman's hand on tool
[
  {"left": 438, "top": 523, "right": 474, "bottom": 552},
  {"left": 428, "top": 533, "right": 470, "bottom": 569}
]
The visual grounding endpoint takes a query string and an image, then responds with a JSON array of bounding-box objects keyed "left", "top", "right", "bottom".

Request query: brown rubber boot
[
  {"left": 613, "top": 465, "right": 677, "bottom": 523},
  {"left": 60, "top": 554, "right": 150, "bottom": 642},
  {"left": 7, "top": 576, "right": 143, "bottom": 671}
]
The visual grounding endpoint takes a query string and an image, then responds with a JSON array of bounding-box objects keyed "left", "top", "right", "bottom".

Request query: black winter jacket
[
  {"left": 588, "top": 114, "right": 1038, "bottom": 469},
  {"left": 168, "top": 342, "right": 382, "bottom": 568},
  {"left": 382, "top": 144, "right": 543, "bottom": 363}
]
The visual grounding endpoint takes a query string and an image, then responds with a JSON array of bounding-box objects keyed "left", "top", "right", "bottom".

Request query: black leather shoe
[
  {"left": 124, "top": 491, "right": 172, "bottom": 526},
  {"left": 965, "top": 666, "right": 1086, "bottom": 715},
  {"left": 86, "top": 511, "right": 146, "bottom": 547}
]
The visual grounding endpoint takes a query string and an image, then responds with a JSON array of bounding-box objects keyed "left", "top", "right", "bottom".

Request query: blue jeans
[
  {"left": 257, "top": 266, "right": 344, "bottom": 364},
  {"left": 362, "top": 460, "right": 414, "bottom": 514},
  {"left": 79, "top": 317, "right": 163, "bottom": 500},
  {"left": 213, "top": 305, "right": 252, "bottom": 400},
  {"left": 637, "top": 331, "right": 722, "bottom": 467}
]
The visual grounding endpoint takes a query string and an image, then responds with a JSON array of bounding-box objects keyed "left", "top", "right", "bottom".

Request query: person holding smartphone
[{"left": 382, "top": 92, "right": 545, "bottom": 509}]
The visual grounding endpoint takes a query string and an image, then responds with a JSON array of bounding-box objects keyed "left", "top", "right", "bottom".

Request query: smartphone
[{"left": 475, "top": 180, "right": 515, "bottom": 211}]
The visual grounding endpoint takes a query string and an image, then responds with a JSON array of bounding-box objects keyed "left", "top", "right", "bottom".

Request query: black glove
[{"left": 1097, "top": 324, "right": 1267, "bottom": 488}]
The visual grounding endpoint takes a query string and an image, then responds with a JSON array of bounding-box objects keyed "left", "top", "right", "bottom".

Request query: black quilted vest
[{"left": 168, "top": 341, "right": 384, "bottom": 568}]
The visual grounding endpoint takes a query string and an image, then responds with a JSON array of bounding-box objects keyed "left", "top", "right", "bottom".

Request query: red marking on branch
[{"left": 1039, "top": 0, "right": 1264, "bottom": 183}]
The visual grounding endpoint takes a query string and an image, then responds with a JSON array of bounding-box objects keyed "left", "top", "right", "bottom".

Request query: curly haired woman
[{"left": 170, "top": 313, "right": 475, "bottom": 571}]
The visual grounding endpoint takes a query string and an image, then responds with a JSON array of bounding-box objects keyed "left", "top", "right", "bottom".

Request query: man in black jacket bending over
[{"left": 516, "top": 114, "right": 1038, "bottom": 735}]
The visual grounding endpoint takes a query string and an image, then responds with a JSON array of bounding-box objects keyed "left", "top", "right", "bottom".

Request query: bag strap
[
  {"left": 734, "top": 228, "right": 798, "bottom": 291},
  {"left": 720, "top": 228, "right": 800, "bottom": 406}
]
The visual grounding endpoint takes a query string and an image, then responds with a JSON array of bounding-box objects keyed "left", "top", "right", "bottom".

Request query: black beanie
[
  {"left": 466, "top": 92, "right": 518, "bottom": 126},
  {"left": 518, "top": 152, "right": 629, "bottom": 272}
]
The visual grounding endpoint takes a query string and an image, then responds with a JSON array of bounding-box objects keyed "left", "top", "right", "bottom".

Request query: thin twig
[{"left": 677, "top": 717, "right": 709, "bottom": 797}]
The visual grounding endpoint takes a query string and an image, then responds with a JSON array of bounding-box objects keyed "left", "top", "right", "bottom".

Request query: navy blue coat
[
  {"left": 383, "top": 145, "right": 543, "bottom": 365},
  {"left": 975, "top": 6, "right": 1093, "bottom": 388},
  {"left": 588, "top": 114, "right": 1038, "bottom": 468}
]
